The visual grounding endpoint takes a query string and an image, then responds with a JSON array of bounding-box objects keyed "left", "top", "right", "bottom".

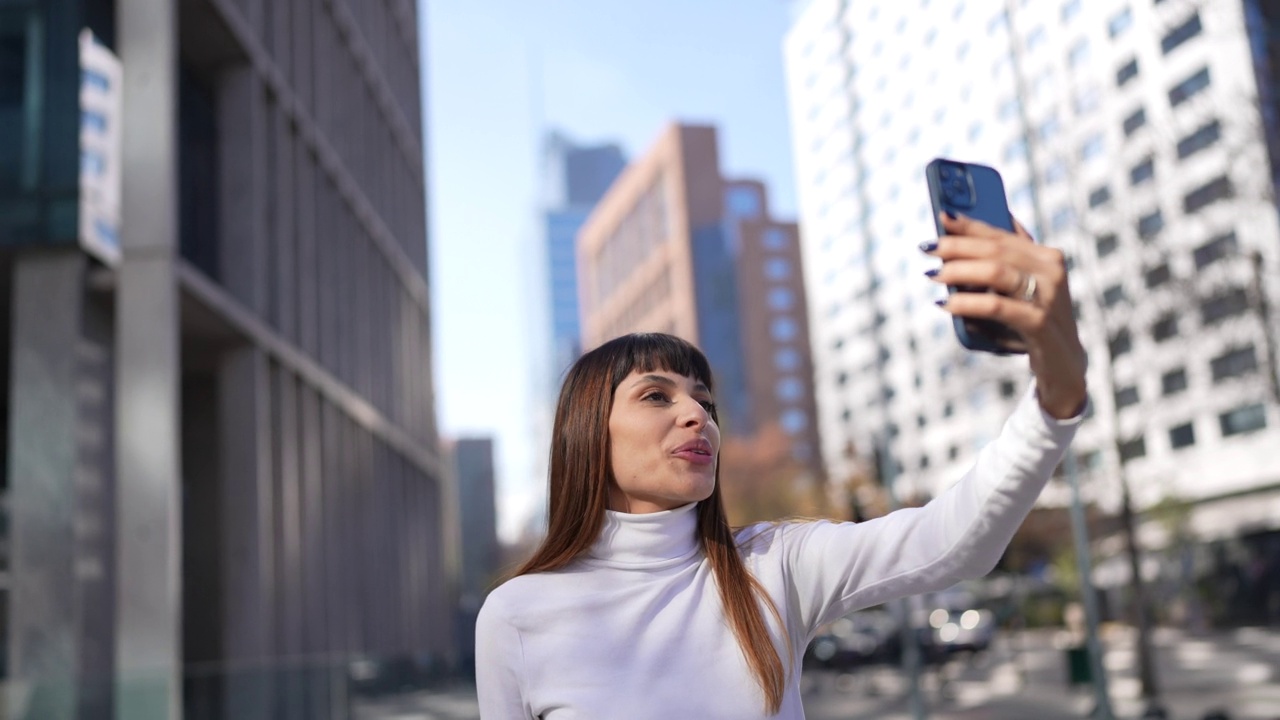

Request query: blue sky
[{"left": 422, "top": 1, "right": 800, "bottom": 540}]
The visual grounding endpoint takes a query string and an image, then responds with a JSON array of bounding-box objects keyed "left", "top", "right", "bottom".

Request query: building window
[
  {"left": 1109, "top": 328, "right": 1133, "bottom": 356},
  {"left": 1005, "top": 138, "right": 1028, "bottom": 163},
  {"left": 1137, "top": 209, "right": 1164, "bottom": 239},
  {"left": 1183, "top": 175, "right": 1234, "bottom": 214},
  {"left": 1193, "top": 231, "right": 1237, "bottom": 269},
  {"left": 1219, "top": 403, "right": 1267, "bottom": 437},
  {"left": 1045, "top": 159, "right": 1068, "bottom": 184},
  {"left": 1000, "top": 379, "right": 1018, "bottom": 398},
  {"left": 1169, "top": 422, "right": 1196, "bottom": 449},
  {"left": 1177, "top": 119, "right": 1221, "bottom": 159},
  {"left": 1115, "top": 385, "right": 1140, "bottom": 409},
  {"left": 1123, "top": 107, "right": 1147, "bottom": 136},
  {"left": 1210, "top": 345, "right": 1258, "bottom": 382},
  {"left": 1169, "top": 67, "right": 1211, "bottom": 106},
  {"left": 775, "top": 347, "right": 800, "bottom": 371},
  {"left": 1161, "top": 13, "right": 1203, "bottom": 55},
  {"left": 1145, "top": 263, "right": 1172, "bottom": 288},
  {"left": 776, "top": 376, "right": 805, "bottom": 401},
  {"left": 1027, "top": 26, "right": 1047, "bottom": 51},
  {"left": 943, "top": 401, "right": 954, "bottom": 418},
  {"left": 1200, "top": 287, "right": 1250, "bottom": 324},
  {"left": 1162, "top": 367, "right": 1188, "bottom": 395},
  {"left": 1152, "top": 313, "right": 1179, "bottom": 341},
  {"left": 1052, "top": 207, "right": 1075, "bottom": 232},
  {"left": 1118, "top": 436, "right": 1147, "bottom": 463},
  {"left": 768, "top": 287, "right": 795, "bottom": 311},
  {"left": 1039, "top": 115, "right": 1062, "bottom": 141},
  {"left": 1061, "top": 0, "right": 1081, "bottom": 22},
  {"left": 764, "top": 257, "right": 792, "bottom": 280},
  {"left": 1116, "top": 58, "right": 1140, "bottom": 87},
  {"left": 1108, "top": 6, "right": 1133, "bottom": 37},
  {"left": 1068, "top": 39, "right": 1090, "bottom": 68},
  {"left": 780, "top": 408, "right": 809, "bottom": 434},
  {"left": 762, "top": 228, "right": 789, "bottom": 250},
  {"left": 726, "top": 185, "right": 762, "bottom": 218},
  {"left": 771, "top": 316, "right": 799, "bottom": 341},
  {"left": 1096, "top": 234, "right": 1119, "bottom": 258},
  {"left": 1088, "top": 185, "right": 1112, "bottom": 208},
  {"left": 1130, "top": 157, "right": 1155, "bottom": 186},
  {"left": 1080, "top": 134, "right": 1105, "bottom": 162},
  {"left": 1103, "top": 285, "right": 1127, "bottom": 308}
]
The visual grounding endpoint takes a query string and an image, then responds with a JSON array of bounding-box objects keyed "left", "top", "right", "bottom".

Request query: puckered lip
[{"left": 672, "top": 438, "right": 714, "bottom": 456}]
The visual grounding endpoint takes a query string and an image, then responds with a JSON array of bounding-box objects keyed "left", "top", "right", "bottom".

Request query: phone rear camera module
[{"left": 940, "top": 163, "right": 975, "bottom": 209}]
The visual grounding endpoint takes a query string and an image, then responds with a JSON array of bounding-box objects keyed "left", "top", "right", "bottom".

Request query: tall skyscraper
[
  {"left": 785, "top": 0, "right": 1280, "bottom": 539},
  {"left": 539, "top": 131, "right": 627, "bottom": 391},
  {"left": 578, "top": 123, "right": 823, "bottom": 477},
  {"left": 0, "top": 1, "right": 448, "bottom": 718}
]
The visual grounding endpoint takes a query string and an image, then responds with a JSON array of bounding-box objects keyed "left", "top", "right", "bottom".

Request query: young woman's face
[{"left": 607, "top": 369, "right": 721, "bottom": 513}]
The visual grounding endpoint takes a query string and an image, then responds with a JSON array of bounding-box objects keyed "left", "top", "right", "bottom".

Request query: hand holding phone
[{"left": 924, "top": 158, "right": 1029, "bottom": 355}]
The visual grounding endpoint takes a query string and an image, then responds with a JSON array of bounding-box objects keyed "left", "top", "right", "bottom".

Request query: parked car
[{"left": 804, "top": 609, "right": 900, "bottom": 670}]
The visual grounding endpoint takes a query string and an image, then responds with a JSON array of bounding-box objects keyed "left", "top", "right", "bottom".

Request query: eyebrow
[{"left": 630, "top": 373, "right": 710, "bottom": 395}]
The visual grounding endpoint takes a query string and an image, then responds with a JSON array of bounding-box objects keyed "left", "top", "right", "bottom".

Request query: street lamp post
[
  {"left": 1063, "top": 448, "right": 1115, "bottom": 720},
  {"left": 877, "top": 436, "right": 928, "bottom": 720}
]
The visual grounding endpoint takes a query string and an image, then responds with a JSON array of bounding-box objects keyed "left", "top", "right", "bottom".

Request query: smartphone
[{"left": 925, "top": 157, "right": 1028, "bottom": 355}]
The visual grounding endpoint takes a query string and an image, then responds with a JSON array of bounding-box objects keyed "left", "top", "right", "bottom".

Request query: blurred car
[
  {"left": 804, "top": 609, "right": 900, "bottom": 670},
  {"left": 925, "top": 606, "right": 996, "bottom": 655}
]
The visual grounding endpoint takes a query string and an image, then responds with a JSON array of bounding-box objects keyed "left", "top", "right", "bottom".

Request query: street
[{"left": 356, "top": 626, "right": 1280, "bottom": 720}]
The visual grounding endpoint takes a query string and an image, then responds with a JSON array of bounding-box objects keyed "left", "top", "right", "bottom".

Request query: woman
[{"left": 476, "top": 213, "right": 1087, "bottom": 718}]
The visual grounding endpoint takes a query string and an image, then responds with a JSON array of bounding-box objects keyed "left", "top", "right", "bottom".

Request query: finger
[
  {"left": 926, "top": 260, "right": 1025, "bottom": 296},
  {"left": 937, "top": 291, "right": 1051, "bottom": 338},
  {"left": 921, "top": 235, "right": 1004, "bottom": 261},
  {"left": 940, "top": 211, "right": 1017, "bottom": 241}
]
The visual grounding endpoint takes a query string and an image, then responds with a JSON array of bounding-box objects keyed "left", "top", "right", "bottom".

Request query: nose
[{"left": 680, "top": 398, "right": 710, "bottom": 428}]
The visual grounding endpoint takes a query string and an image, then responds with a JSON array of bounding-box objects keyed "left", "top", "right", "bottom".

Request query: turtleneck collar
[{"left": 585, "top": 502, "right": 701, "bottom": 568}]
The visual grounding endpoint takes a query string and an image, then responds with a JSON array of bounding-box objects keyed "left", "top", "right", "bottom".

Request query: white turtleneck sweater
[{"left": 476, "top": 387, "right": 1082, "bottom": 719}]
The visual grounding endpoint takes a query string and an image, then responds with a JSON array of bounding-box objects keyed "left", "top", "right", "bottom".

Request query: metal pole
[
  {"left": 1064, "top": 448, "right": 1114, "bottom": 720},
  {"left": 879, "top": 437, "right": 927, "bottom": 720}
]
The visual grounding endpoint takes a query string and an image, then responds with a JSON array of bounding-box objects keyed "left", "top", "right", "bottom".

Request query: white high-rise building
[{"left": 785, "top": 0, "right": 1280, "bottom": 540}]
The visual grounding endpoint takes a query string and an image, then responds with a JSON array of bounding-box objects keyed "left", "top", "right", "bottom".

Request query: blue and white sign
[{"left": 78, "top": 29, "right": 121, "bottom": 263}]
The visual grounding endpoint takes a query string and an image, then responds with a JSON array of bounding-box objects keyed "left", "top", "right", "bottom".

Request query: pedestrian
[{"left": 475, "top": 213, "right": 1088, "bottom": 719}]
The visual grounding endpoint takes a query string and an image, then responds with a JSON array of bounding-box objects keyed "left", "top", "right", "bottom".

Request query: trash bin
[{"left": 1065, "top": 645, "right": 1091, "bottom": 685}]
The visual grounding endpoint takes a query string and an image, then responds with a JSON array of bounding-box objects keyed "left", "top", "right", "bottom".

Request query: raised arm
[
  {"left": 783, "top": 211, "right": 1087, "bottom": 634},
  {"left": 783, "top": 385, "right": 1082, "bottom": 634}
]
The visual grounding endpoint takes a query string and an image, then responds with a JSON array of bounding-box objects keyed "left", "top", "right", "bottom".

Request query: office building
[
  {"left": 451, "top": 437, "right": 499, "bottom": 666},
  {"left": 0, "top": 1, "right": 448, "bottom": 718},
  {"left": 539, "top": 131, "right": 627, "bottom": 387},
  {"left": 578, "top": 123, "right": 823, "bottom": 475},
  {"left": 784, "top": 0, "right": 1280, "bottom": 540}
]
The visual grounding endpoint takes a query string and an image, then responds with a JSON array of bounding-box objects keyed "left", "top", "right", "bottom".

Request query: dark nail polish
[
  {"left": 934, "top": 299, "right": 948, "bottom": 308},
  {"left": 942, "top": 210, "right": 956, "bottom": 221},
  {"left": 919, "top": 240, "right": 939, "bottom": 253},
  {"left": 924, "top": 268, "right": 940, "bottom": 278}
]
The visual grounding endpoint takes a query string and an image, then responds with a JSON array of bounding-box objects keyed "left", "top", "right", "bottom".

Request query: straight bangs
[{"left": 606, "top": 332, "right": 716, "bottom": 400}]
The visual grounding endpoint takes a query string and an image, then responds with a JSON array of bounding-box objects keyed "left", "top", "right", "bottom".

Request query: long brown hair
[{"left": 513, "top": 333, "right": 788, "bottom": 713}]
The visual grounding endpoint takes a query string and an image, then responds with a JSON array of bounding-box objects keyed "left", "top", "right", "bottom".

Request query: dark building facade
[
  {"left": 450, "top": 437, "right": 498, "bottom": 667},
  {"left": 0, "top": 1, "right": 447, "bottom": 718}
]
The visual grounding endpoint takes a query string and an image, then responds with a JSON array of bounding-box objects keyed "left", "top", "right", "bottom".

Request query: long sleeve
[
  {"left": 475, "top": 594, "right": 533, "bottom": 719},
  {"left": 781, "top": 384, "right": 1083, "bottom": 636}
]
